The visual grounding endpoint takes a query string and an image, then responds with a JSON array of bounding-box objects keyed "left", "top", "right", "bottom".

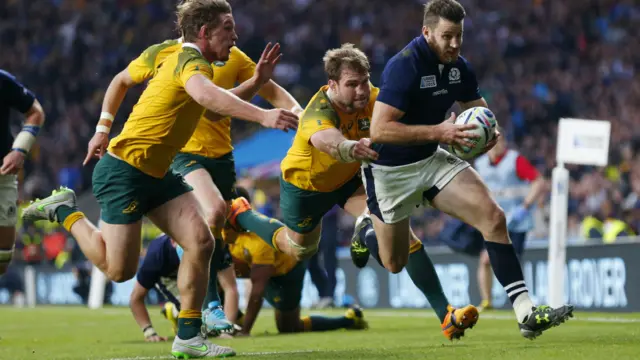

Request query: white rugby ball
[{"left": 449, "top": 107, "right": 498, "bottom": 160}]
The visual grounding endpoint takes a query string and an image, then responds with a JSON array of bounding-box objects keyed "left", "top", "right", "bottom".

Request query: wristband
[
  {"left": 11, "top": 125, "right": 40, "bottom": 154},
  {"left": 97, "top": 112, "right": 114, "bottom": 134},
  {"left": 96, "top": 125, "right": 111, "bottom": 134},
  {"left": 143, "top": 325, "right": 157, "bottom": 338},
  {"left": 337, "top": 140, "right": 358, "bottom": 163}
]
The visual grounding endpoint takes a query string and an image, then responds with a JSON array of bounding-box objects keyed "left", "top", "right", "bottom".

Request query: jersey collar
[
  {"left": 415, "top": 35, "right": 439, "bottom": 65},
  {"left": 182, "top": 42, "right": 203, "bottom": 55}
]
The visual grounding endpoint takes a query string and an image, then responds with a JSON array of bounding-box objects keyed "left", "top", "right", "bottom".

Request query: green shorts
[
  {"left": 92, "top": 154, "right": 192, "bottom": 224},
  {"left": 279, "top": 175, "right": 362, "bottom": 233},
  {"left": 171, "top": 152, "right": 237, "bottom": 201},
  {"left": 264, "top": 261, "right": 306, "bottom": 311}
]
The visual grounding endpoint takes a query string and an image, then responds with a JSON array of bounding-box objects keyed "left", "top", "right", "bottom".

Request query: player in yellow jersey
[
  {"left": 22, "top": 1, "right": 298, "bottom": 358},
  {"left": 84, "top": 38, "right": 297, "bottom": 333},
  {"left": 228, "top": 44, "right": 479, "bottom": 340},
  {"left": 224, "top": 187, "right": 367, "bottom": 336}
]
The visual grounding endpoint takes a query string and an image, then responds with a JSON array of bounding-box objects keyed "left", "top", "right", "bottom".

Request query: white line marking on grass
[{"left": 105, "top": 350, "right": 326, "bottom": 360}]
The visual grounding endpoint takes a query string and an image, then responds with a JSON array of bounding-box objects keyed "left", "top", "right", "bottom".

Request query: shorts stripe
[{"left": 362, "top": 166, "right": 383, "bottom": 221}]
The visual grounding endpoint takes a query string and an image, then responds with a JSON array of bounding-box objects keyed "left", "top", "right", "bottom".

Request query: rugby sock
[
  {"left": 301, "top": 316, "right": 354, "bottom": 331},
  {"left": 236, "top": 210, "right": 284, "bottom": 248},
  {"left": 177, "top": 309, "right": 202, "bottom": 340},
  {"left": 55, "top": 205, "right": 85, "bottom": 231},
  {"left": 362, "top": 224, "right": 383, "bottom": 265},
  {"left": 202, "top": 267, "right": 220, "bottom": 311},
  {"left": 484, "top": 241, "right": 533, "bottom": 323},
  {"left": 405, "top": 241, "right": 450, "bottom": 322}
]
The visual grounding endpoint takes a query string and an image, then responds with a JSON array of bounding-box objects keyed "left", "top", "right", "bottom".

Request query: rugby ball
[{"left": 449, "top": 107, "right": 498, "bottom": 160}]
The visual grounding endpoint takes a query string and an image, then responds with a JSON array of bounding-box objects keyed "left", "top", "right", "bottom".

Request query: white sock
[{"left": 513, "top": 292, "right": 534, "bottom": 323}]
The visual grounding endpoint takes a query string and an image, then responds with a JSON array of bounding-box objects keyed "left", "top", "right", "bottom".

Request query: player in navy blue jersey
[
  {"left": 356, "top": 0, "right": 573, "bottom": 339},
  {"left": 0, "top": 70, "right": 45, "bottom": 277},
  {"left": 129, "top": 233, "right": 235, "bottom": 341}
]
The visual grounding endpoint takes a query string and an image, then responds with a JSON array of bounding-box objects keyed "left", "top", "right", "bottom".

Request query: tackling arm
[
  {"left": 309, "top": 128, "right": 358, "bottom": 162},
  {"left": 240, "top": 264, "right": 276, "bottom": 335}
]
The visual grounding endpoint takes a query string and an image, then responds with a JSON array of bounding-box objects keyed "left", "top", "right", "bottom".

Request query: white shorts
[
  {"left": 0, "top": 175, "right": 18, "bottom": 227},
  {"left": 362, "top": 147, "right": 469, "bottom": 224}
]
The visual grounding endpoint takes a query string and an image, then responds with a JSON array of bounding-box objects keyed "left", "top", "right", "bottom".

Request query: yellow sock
[{"left": 63, "top": 211, "right": 85, "bottom": 232}]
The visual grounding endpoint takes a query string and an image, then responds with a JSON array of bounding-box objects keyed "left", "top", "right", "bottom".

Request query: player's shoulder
[
  {"left": 453, "top": 55, "right": 475, "bottom": 74},
  {"left": 229, "top": 46, "right": 252, "bottom": 62},
  {"left": 301, "top": 86, "right": 339, "bottom": 122},
  {"left": 241, "top": 232, "right": 273, "bottom": 252},
  {"left": 169, "top": 44, "right": 211, "bottom": 75},
  {"left": 0, "top": 69, "right": 15, "bottom": 81}
]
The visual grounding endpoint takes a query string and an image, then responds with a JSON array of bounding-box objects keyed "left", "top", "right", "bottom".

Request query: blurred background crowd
[{"left": 1, "top": 0, "right": 640, "bottom": 285}]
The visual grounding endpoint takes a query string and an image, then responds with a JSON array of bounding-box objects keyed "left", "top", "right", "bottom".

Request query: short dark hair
[
  {"left": 177, "top": 0, "right": 232, "bottom": 42},
  {"left": 423, "top": 0, "right": 466, "bottom": 28}
]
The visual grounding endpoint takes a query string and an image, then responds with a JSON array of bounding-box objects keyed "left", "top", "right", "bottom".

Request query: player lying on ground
[
  {"left": 86, "top": 35, "right": 299, "bottom": 333},
  {"left": 224, "top": 187, "right": 367, "bottom": 336},
  {"left": 360, "top": 0, "right": 573, "bottom": 339},
  {"left": 129, "top": 233, "right": 236, "bottom": 341},
  {"left": 228, "top": 44, "right": 478, "bottom": 340},
  {"left": 21, "top": 0, "right": 298, "bottom": 358},
  {"left": 0, "top": 70, "right": 46, "bottom": 276}
]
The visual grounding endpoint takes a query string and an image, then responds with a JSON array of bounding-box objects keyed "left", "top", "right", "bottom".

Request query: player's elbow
[{"left": 26, "top": 100, "right": 46, "bottom": 126}]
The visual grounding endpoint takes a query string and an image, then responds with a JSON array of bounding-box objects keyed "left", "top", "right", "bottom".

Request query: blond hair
[
  {"left": 323, "top": 43, "right": 370, "bottom": 81},
  {"left": 177, "top": 0, "right": 232, "bottom": 42}
]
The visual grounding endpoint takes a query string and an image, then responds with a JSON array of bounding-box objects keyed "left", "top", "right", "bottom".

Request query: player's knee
[
  {"left": 107, "top": 267, "right": 137, "bottom": 283},
  {"left": 204, "top": 203, "right": 228, "bottom": 230},
  {"left": 287, "top": 232, "right": 319, "bottom": 261},
  {"left": 381, "top": 256, "right": 407, "bottom": 274},
  {"left": 481, "top": 204, "right": 507, "bottom": 238}
]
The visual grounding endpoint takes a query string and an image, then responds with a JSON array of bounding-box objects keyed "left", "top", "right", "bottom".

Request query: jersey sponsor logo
[
  {"left": 122, "top": 200, "right": 139, "bottom": 214},
  {"left": 185, "top": 160, "right": 198, "bottom": 167},
  {"left": 449, "top": 68, "right": 461, "bottom": 84},
  {"left": 382, "top": 203, "right": 402, "bottom": 215},
  {"left": 432, "top": 89, "right": 449, "bottom": 96},
  {"left": 420, "top": 75, "right": 437, "bottom": 89}
]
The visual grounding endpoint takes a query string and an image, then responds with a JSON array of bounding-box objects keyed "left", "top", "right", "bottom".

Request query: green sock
[
  {"left": 177, "top": 313, "right": 202, "bottom": 340},
  {"left": 307, "top": 316, "right": 353, "bottom": 331},
  {"left": 406, "top": 245, "right": 450, "bottom": 322},
  {"left": 55, "top": 205, "right": 77, "bottom": 223},
  {"left": 237, "top": 210, "right": 284, "bottom": 248}
]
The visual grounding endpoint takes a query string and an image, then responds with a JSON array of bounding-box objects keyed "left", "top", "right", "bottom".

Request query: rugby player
[
  {"left": 22, "top": 0, "right": 297, "bottom": 357},
  {"left": 85, "top": 29, "right": 300, "bottom": 333},
  {"left": 362, "top": 0, "right": 573, "bottom": 339},
  {"left": 0, "top": 70, "right": 45, "bottom": 277}
]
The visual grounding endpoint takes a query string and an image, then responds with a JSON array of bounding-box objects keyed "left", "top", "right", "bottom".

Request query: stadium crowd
[{"left": 1, "top": 0, "right": 639, "bottom": 266}]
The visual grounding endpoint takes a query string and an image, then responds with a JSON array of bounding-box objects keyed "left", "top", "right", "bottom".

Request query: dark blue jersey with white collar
[
  {"left": 136, "top": 234, "right": 181, "bottom": 307},
  {"left": 0, "top": 70, "right": 36, "bottom": 158},
  {"left": 374, "top": 36, "right": 481, "bottom": 166}
]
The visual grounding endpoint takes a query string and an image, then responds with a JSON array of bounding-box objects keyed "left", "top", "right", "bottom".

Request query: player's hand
[
  {"left": 145, "top": 334, "right": 167, "bottom": 342},
  {"left": 0, "top": 150, "right": 26, "bottom": 175},
  {"left": 261, "top": 108, "right": 298, "bottom": 132},
  {"left": 436, "top": 112, "right": 480, "bottom": 149},
  {"left": 253, "top": 42, "right": 283, "bottom": 86},
  {"left": 83, "top": 132, "right": 110, "bottom": 166},
  {"left": 352, "top": 138, "right": 379, "bottom": 162}
]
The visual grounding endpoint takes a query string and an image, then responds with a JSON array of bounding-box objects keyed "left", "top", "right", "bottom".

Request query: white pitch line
[{"left": 105, "top": 349, "right": 326, "bottom": 360}]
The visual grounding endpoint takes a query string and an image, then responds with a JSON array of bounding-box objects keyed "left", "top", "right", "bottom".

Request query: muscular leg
[
  {"left": 430, "top": 167, "right": 533, "bottom": 322},
  {"left": 183, "top": 169, "right": 227, "bottom": 235},
  {"left": 148, "top": 191, "right": 214, "bottom": 340}
]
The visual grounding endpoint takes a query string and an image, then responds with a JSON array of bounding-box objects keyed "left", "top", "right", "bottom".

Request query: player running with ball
[
  {"left": 228, "top": 43, "right": 479, "bottom": 340},
  {"left": 358, "top": 0, "right": 573, "bottom": 339}
]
